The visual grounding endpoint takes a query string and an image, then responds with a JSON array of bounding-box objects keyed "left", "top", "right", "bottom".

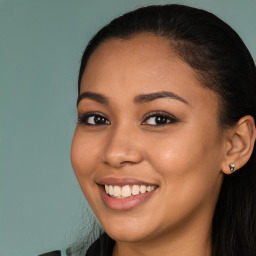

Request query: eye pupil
[
  {"left": 94, "top": 115, "right": 106, "bottom": 124},
  {"left": 156, "top": 116, "right": 167, "bottom": 124}
]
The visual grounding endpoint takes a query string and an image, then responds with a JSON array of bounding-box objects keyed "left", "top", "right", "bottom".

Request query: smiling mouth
[{"left": 104, "top": 184, "right": 158, "bottom": 198}]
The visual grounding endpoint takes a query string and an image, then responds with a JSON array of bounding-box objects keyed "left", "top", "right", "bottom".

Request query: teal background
[{"left": 0, "top": 0, "right": 255, "bottom": 255}]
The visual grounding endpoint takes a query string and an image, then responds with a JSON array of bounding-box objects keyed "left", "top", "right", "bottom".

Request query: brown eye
[
  {"left": 78, "top": 113, "right": 110, "bottom": 125},
  {"left": 89, "top": 115, "right": 108, "bottom": 125},
  {"left": 142, "top": 112, "right": 178, "bottom": 126}
]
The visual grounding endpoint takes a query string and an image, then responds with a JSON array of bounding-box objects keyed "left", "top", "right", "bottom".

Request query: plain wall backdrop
[{"left": 1, "top": 0, "right": 255, "bottom": 255}]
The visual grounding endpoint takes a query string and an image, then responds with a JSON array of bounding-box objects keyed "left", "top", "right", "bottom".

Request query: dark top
[
  {"left": 38, "top": 251, "right": 61, "bottom": 256},
  {"left": 85, "top": 232, "right": 115, "bottom": 256},
  {"left": 38, "top": 233, "right": 115, "bottom": 256}
]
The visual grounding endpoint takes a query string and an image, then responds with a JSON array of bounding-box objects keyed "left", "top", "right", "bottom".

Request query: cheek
[
  {"left": 71, "top": 128, "right": 99, "bottom": 183},
  {"left": 71, "top": 129, "right": 102, "bottom": 210},
  {"left": 156, "top": 120, "right": 223, "bottom": 169},
  {"left": 146, "top": 124, "right": 224, "bottom": 202}
]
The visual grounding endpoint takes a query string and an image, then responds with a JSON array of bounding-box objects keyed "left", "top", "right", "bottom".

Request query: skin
[{"left": 71, "top": 34, "right": 235, "bottom": 256}]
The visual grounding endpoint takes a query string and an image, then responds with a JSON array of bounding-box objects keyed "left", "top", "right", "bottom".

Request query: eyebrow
[
  {"left": 77, "top": 90, "right": 189, "bottom": 107},
  {"left": 133, "top": 91, "right": 189, "bottom": 105},
  {"left": 77, "top": 92, "right": 109, "bottom": 106}
]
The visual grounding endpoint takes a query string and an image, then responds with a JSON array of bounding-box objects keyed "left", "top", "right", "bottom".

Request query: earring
[{"left": 229, "top": 163, "right": 235, "bottom": 172}]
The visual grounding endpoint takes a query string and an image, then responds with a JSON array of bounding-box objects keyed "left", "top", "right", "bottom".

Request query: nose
[{"left": 102, "top": 126, "right": 144, "bottom": 168}]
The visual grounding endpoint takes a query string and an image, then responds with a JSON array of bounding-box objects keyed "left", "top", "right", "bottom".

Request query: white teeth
[
  {"left": 105, "top": 185, "right": 109, "bottom": 194},
  {"left": 108, "top": 185, "right": 114, "bottom": 196},
  {"left": 122, "top": 185, "right": 131, "bottom": 197},
  {"left": 104, "top": 184, "right": 157, "bottom": 198},
  {"left": 140, "top": 185, "right": 146, "bottom": 193},
  {"left": 147, "top": 186, "right": 155, "bottom": 192},
  {"left": 132, "top": 185, "right": 140, "bottom": 195},
  {"left": 113, "top": 186, "right": 121, "bottom": 197}
]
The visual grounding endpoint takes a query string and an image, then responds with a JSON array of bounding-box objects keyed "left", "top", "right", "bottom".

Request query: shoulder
[{"left": 86, "top": 232, "right": 115, "bottom": 256}]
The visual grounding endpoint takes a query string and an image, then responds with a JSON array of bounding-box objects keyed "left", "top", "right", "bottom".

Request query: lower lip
[{"left": 99, "top": 185, "right": 158, "bottom": 211}]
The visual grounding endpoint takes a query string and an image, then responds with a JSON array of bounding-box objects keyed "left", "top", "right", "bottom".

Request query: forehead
[
  {"left": 80, "top": 34, "right": 218, "bottom": 111},
  {"left": 88, "top": 33, "right": 173, "bottom": 64},
  {"left": 81, "top": 34, "right": 197, "bottom": 89}
]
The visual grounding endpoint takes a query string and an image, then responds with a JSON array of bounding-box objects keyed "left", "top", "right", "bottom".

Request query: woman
[{"left": 71, "top": 4, "right": 256, "bottom": 256}]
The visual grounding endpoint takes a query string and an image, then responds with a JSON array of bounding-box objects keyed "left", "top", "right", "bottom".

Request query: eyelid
[
  {"left": 142, "top": 111, "right": 179, "bottom": 125},
  {"left": 77, "top": 111, "right": 110, "bottom": 125},
  {"left": 77, "top": 111, "right": 179, "bottom": 126}
]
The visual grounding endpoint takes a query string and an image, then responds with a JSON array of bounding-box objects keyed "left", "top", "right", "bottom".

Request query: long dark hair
[{"left": 78, "top": 4, "right": 256, "bottom": 256}]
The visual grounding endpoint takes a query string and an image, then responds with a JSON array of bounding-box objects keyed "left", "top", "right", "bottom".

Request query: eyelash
[
  {"left": 78, "top": 112, "right": 110, "bottom": 126},
  {"left": 142, "top": 111, "right": 179, "bottom": 126},
  {"left": 77, "top": 111, "right": 179, "bottom": 126}
]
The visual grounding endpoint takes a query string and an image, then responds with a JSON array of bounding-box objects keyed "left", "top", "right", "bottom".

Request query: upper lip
[{"left": 97, "top": 177, "right": 158, "bottom": 187}]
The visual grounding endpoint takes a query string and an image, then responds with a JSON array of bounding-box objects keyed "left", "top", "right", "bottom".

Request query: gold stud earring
[{"left": 229, "top": 163, "right": 235, "bottom": 172}]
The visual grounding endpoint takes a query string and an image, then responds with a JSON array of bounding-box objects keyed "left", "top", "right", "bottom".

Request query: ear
[{"left": 221, "top": 115, "right": 256, "bottom": 174}]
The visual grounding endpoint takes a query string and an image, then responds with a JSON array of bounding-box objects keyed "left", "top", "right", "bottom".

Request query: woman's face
[{"left": 71, "top": 34, "right": 227, "bottom": 243}]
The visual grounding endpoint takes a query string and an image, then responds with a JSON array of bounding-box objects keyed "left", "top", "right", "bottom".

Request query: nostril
[
  {"left": 103, "top": 158, "right": 142, "bottom": 168},
  {"left": 103, "top": 148, "right": 144, "bottom": 168}
]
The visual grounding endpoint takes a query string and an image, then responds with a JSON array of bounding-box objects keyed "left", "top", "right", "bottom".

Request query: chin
[
  {"left": 99, "top": 215, "right": 158, "bottom": 243},
  {"left": 106, "top": 228, "right": 149, "bottom": 243}
]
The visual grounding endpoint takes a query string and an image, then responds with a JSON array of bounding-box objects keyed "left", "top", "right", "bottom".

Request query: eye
[
  {"left": 142, "top": 112, "right": 178, "bottom": 126},
  {"left": 78, "top": 112, "right": 110, "bottom": 126}
]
